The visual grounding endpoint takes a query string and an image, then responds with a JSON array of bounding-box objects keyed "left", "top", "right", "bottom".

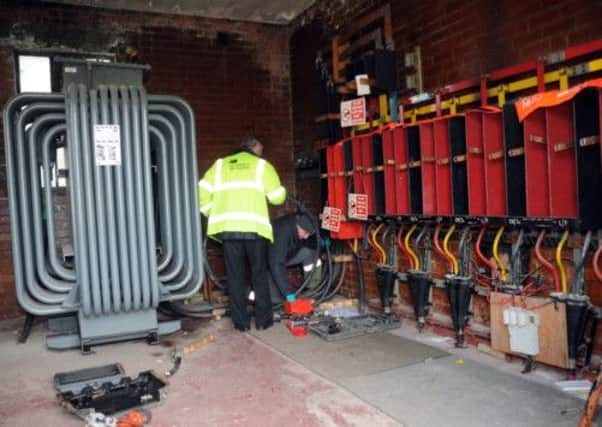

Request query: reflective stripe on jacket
[{"left": 198, "top": 151, "right": 286, "bottom": 241}]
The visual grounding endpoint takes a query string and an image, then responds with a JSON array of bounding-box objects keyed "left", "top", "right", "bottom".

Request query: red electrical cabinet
[
  {"left": 393, "top": 126, "right": 411, "bottom": 215},
  {"left": 465, "top": 111, "right": 486, "bottom": 216},
  {"left": 382, "top": 127, "right": 397, "bottom": 215},
  {"left": 546, "top": 103, "right": 577, "bottom": 218},
  {"left": 325, "top": 145, "right": 336, "bottom": 210},
  {"left": 433, "top": 118, "right": 453, "bottom": 216},
  {"left": 482, "top": 111, "right": 506, "bottom": 217},
  {"left": 419, "top": 122, "right": 437, "bottom": 215},
  {"left": 360, "top": 135, "right": 376, "bottom": 215},
  {"left": 523, "top": 109, "right": 549, "bottom": 217},
  {"left": 331, "top": 141, "right": 347, "bottom": 214}
]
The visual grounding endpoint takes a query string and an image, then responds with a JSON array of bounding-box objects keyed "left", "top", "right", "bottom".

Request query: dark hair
[{"left": 240, "top": 137, "right": 262, "bottom": 151}]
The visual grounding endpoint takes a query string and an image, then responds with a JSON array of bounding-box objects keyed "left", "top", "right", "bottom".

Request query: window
[{"left": 17, "top": 55, "right": 52, "bottom": 93}]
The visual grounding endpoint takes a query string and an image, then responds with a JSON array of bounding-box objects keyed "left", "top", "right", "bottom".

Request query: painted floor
[{"left": 0, "top": 315, "right": 596, "bottom": 426}]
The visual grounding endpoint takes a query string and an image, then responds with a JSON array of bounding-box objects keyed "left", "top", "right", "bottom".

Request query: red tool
[
  {"left": 116, "top": 410, "right": 148, "bottom": 427},
  {"left": 283, "top": 298, "right": 313, "bottom": 316},
  {"left": 286, "top": 319, "right": 309, "bottom": 337}
]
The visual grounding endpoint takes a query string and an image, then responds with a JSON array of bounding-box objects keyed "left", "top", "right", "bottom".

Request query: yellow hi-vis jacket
[{"left": 198, "top": 151, "right": 286, "bottom": 242}]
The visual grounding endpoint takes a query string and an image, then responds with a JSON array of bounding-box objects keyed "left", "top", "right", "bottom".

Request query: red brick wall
[
  {"left": 290, "top": 21, "right": 324, "bottom": 215},
  {"left": 0, "top": 2, "right": 294, "bottom": 319},
  {"left": 389, "top": 0, "right": 602, "bottom": 90}
]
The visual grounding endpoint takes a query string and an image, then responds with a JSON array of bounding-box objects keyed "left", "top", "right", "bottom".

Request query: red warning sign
[
  {"left": 321, "top": 206, "right": 342, "bottom": 232},
  {"left": 348, "top": 193, "right": 368, "bottom": 220},
  {"left": 340, "top": 97, "right": 367, "bottom": 128}
]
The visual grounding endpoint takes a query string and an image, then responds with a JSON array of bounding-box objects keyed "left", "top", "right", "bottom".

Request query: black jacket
[{"left": 268, "top": 214, "right": 300, "bottom": 297}]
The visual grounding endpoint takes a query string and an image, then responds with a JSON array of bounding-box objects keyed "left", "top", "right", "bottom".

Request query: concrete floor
[{"left": 0, "top": 316, "right": 595, "bottom": 427}]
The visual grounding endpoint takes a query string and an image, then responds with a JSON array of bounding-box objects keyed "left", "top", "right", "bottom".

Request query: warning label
[
  {"left": 94, "top": 124, "right": 121, "bottom": 166},
  {"left": 348, "top": 193, "right": 368, "bottom": 220},
  {"left": 340, "top": 97, "right": 367, "bottom": 128},
  {"left": 321, "top": 206, "right": 342, "bottom": 233}
]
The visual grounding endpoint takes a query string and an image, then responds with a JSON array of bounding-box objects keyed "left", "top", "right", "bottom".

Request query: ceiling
[{"left": 43, "top": 0, "right": 317, "bottom": 25}]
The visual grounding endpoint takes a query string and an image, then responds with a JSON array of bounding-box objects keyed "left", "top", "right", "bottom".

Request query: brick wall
[
  {"left": 0, "top": 1, "right": 294, "bottom": 319},
  {"left": 290, "top": 0, "right": 602, "bottom": 358}
]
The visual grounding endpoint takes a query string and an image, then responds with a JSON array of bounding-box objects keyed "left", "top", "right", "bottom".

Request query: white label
[
  {"left": 340, "top": 97, "right": 366, "bottom": 128},
  {"left": 321, "top": 206, "right": 342, "bottom": 233},
  {"left": 94, "top": 124, "right": 121, "bottom": 166},
  {"left": 355, "top": 74, "right": 371, "bottom": 96},
  {"left": 64, "top": 66, "right": 78, "bottom": 73},
  {"left": 348, "top": 193, "right": 369, "bottom": 220}
]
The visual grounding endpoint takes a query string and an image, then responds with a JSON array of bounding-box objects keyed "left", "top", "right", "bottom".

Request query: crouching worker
[{"left": 268, "top": 213, "right": 321, "bottom": 304}]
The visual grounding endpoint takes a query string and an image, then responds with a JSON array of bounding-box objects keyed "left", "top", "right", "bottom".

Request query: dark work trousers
[
  {"left": 223, "top": 238, "right": 272, "bottom": 329},
  {"left": 269, "top": 246, "right": 317, "bottom": 303}
]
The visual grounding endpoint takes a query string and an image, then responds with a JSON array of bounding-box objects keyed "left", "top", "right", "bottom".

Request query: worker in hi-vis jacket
[{"left": 198, "top": 137, "right": 286, "bottom": 332}]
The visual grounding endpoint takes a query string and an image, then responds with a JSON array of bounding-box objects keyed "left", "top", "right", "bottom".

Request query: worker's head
[
  {"left": 240, "top": 137, "right": 264, "bottom": 157},
  {"left": 295, "top": 213, "right": 316, "bottom": 240}
]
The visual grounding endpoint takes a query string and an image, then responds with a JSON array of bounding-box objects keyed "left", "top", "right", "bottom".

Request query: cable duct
[{"left": 3, "top": 61, "right": 203, "bottom": 351}]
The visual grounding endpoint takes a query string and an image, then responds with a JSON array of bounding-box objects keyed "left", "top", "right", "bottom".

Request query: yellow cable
[
  {"left": 404, "top": 224, "right": 420, "bottom": 270},
  {"left": 493, "top": 226, "right": 507, "bottom": 283},
  {"left": 442, "top": 224, "right": 458, "bottom": 275},
  {"left": 556, "top": 230, "right": 570, "bottom": 294},
  {"left": 371, "top": 224, "right": 387, "bottom": 264},
  {"left": 353, "top": 238, "right": 358, "bottom": 254}
]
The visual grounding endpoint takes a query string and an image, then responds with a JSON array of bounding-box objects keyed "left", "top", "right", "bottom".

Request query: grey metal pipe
[
  {"left": 149, "top": 126, "right": 174, "bottom": 271},
  {"left": 119, "top": 85, "right": 142, "bottom": 310},
  {"left": 138, "top": 88, "right": 160, "bottom": 308},
  {"left": 98, "top": 86, "right": 122, "bottom": 313},
  {"left": 89, "top": 88, "right": 113, "bottom": 314},
  {"left": 574, "top": 230, "right": 593, "bottom": 295},
  {"left": 153, "top": 96, "right": 203, "bottom": 299},
  {"left": 41, "top": 123, "right": 76, "bottom": 281},
  {"left": 108, "top": 85, "right": 133, "bottom": 312},
  {"left": 76, "top": 85, "right": 103, "bottom": 316},
  {"left": 15, "top": 103, "right": 69, "bottom": 304},
  {"left": 3, "top": 93, "right": 69, "bottom": 315},
  {"left": 147, "top": 105, "right": 194, "bottom": 292},
  {"left": 129, "top": 87, "right": 152, "bottom": 310},
  {"left": 148, "top": 115, "right": 185, "bottom": 282},
  {"left": 66, "top": 85, "right": 93, "bottom": 315},
  {"left": 27, "top": 113, "right": 73, "bottom": 291}
]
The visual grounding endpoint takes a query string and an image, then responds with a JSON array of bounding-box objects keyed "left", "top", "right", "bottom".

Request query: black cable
[
  {"left": 18, "top": 313, "right": 35, "bottom": 344},
  {"left": 573, "top": 231, "right": 592, "bottom": 295},
  {"left": 355, "top": 251, "right": 366, "bottom": 313},
  {"left": 202, "top": 236, "right": 226, "bottom": 291}
]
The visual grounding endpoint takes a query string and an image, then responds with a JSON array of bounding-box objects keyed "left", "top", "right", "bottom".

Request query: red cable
[
  {"left": 475, "top": 226, "right": 500, "bottom": 280},
  {"left": 433, "top": 224, "right": 454, "bottom": 273},
  {"left": 594, "top": 244, "right": 602, "bottom": 282},
  {"left": 534, "top": 229, "right": 561, "bottom": 293}
]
